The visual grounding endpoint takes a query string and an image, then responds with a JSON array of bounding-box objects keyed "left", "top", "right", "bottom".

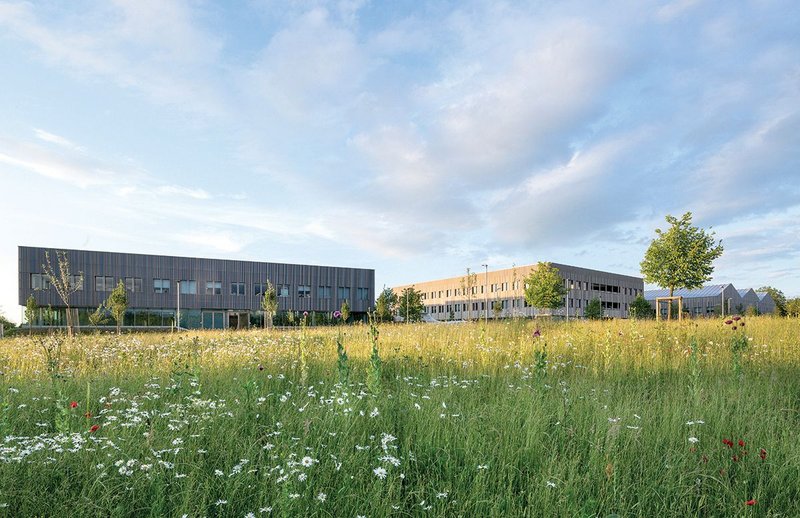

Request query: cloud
[{"left": 33, "top": 129, "right": 86, "bottom": 153}]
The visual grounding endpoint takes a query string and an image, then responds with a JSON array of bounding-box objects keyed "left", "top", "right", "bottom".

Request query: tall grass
[{"left": 0, "top": 317, "right": 797, "bottom": 516}]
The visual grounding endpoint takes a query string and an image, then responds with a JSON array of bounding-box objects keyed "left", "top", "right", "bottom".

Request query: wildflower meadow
[{"left": 0, "top": 317, "right": 798, "bottom": 517}]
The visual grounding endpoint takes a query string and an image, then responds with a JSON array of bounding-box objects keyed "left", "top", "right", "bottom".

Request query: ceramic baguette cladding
[
  {"left": 644, "top": 284, "right": 775, "bottom": 316},
  {"left": 393, "top": 263, "right": 645, "bottom": 319},
  {"left": 18, "top": 246, "right": 374, "bottom": 314}
]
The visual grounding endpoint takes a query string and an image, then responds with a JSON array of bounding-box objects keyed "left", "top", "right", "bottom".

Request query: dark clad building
[{"left": 19, "top": 246, "right": 374, "bottom": 329}]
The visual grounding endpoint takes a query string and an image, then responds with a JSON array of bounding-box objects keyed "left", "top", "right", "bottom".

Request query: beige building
[{"left": 393, "top": 263, "right": 644, "bottom": 320}]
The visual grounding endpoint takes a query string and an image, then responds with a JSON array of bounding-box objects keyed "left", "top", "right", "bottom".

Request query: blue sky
[{"left": 1, "top": 0, "right": 799, "bottom": 322}]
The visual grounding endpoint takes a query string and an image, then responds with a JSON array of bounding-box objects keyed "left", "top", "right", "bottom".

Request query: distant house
[
  {"left": 644, "top": 284, "right": 741, "bottom": 317},
  {"left": 755, "top": 291, "right": 776, "bottom": 314},
  {"left": 736, "top": 288, "right": 760, "bottom": 313}
]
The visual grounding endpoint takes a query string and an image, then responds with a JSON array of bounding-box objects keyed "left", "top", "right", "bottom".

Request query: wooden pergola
[{"left": 655, "top": 296, "right": 683, "bottom": 321}]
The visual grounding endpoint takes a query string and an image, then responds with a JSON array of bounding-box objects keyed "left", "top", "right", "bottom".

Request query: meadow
[{"left": 0, "top": 317, "right": 798, "bottom": 517}]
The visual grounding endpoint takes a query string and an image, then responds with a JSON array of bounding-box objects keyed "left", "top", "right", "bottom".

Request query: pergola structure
[{"left": 655, "top": 296, "right": 684, "bottom": 321}]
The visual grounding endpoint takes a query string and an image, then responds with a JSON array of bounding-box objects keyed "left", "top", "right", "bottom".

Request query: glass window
[
  {"left": 95, "top": 276, "right": 114, "bottom": 292},
  {"left": 206, "top": 281, "right": 222, "bottom": 295},
  {"left": 318, "top": 285, "right": 331, "bottom": 298},
  {"left": 180, "top": 280, "right": 197, "bottom": 295},
  {"left": 357, "top": 287, "right": 369, "bottom": 300},
  {"left": 68, "top": 275, "right": 83, "bottom": 291},
  {"left": 254, "top": 283, "right": 266, "bottom": 296},
  {"left": 31, "top": 273, "right": 51, "bottom": 290},
  {"left": 278, "top": 284, "right": 290, "bottom": 298},
  {"left": 338, "top": 287, "right": 350, "bottom": 300},
  {"left": 154, "top": 279, "right": 170, "bottom": 294},
  {"left": 230, "top": 282, "right": 245, "bottom": 295},
  {"left": 125, "top": 277, "right": 142, "bottom": 293},
  {"left": 298, "top": 285, "right": 311, "bottom": 298}
]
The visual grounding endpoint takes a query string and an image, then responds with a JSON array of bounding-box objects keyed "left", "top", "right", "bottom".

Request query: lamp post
[
  {"left": 406, "top": 287, "right": 409, "bottom": 324},
  {"left": 176, "top": 280, "right": 181, "bottom": 332},
  {"left": 482, "top": 264, "right": 488, "bottom": 324}
]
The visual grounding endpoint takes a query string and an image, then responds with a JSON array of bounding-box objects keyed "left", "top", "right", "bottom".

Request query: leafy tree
[
  {"left": 524, "top": 262, "right": 566, "bottom": 316},
  {"left": 398, "top": 286, "right": 424, "bottom": 323},
  {"left": 585, "top": 298, "right": 603, "bottom": 320},
  {"left": 492, "top": 299, "right": 503, "bottom": 319},
  {"left": 88, "top": 303, "right": 109, "bottom": 327},
  {"left": 640, "top": 212, "right": 723, "bottom": 320},
  {"left": 786, "top": 298, "right": 800, "bottom": 317},
  {"left": 756, "top": 286, "right": 786, "bottom": 316},
  {"left": 629, "top": 295, "right": 654, "bottom": 319},
  {"left": 0, "top": 313, "right": 14, "bottom": 336},
  {"left": 340, "top": 299, "right": 351, "bottom": 323},
  {"left": 42, "top": 250, "right": 84, "bottom": 337},
  {"left": 25, "top": 294, "right": 38, "bottom": 335},
  {"left": 107, "top": 280, "right": 128, "bottom": 334},
  {"left": 374, "top": 287, "right": 397, "bottom": 323},
  {"left": 260, "top": 280, "right": 278, "bottom": 329}
]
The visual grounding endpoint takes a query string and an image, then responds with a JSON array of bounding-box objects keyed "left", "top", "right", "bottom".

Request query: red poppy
[
  {"left": 89, "top": 424, "right": 100, "bottom": 433},
  {"left": 70, "top": 401, "right": 78, "bottom": 408},
  {"left": 745, "top": 499, "right": 756, "bottom": 506},
  {"left": 725, "top": 320, "right": 733, "bottom": 325},
  {"left": 722, "top": 438, "right": 734, "bottom": 448},
  {"left": 759, "top": 448, "right": 767, "bottom": 460},
  {"left": 733, "top": 316, "right": 741, "bottom": 322},
  {"left": 738, "top": 439, "right": 746, "bottom": 447}
]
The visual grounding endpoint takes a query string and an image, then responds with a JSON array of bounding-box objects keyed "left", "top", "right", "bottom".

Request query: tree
[
  {"left": 629, "top": 295, "right": 654, "bottom": 319},
  {"left": 786, "top": 298, "right": 800, "bottom": 317},
  {"left": 107, "top": 280, "right": 128, "bottom": 334},
  {"left": 399, "top": 286, "right": 424, "bottom": 323},
  {"left": 492, "top": 299, "right": 503, "bottom": 319},
  {"left": 640, "top": 212, "right": 723, "bottom": 320},
  {"left": 88, "top": 303, "right": 109, "bottom": 327},
  {"left": 524, "top": 262, "right": 567, "bottom": 316},
  {"left": 25, "top": 294, "right": 38, "bottom": 335},
  {"left": 756, "top": 286, "right": 786, "bottom": 317},
  {"left": 585, "top": 298, "right": 603, "bottom": 320},
  {"left": 340, "top": 299, "right": 351, "bottom": 323},
  {"left": 374, "top": 287, "right": 397, "bottom": 323},
  {"left": 42, "top": 250, "right": 84, "bottom": 337},
  {"left": 0, "top": 313, "right": 14, "bottom": 336},
  {"left": 460, "top": 269, "right": 477, "bottom": 320},
  {"left": 261, "top": 280, "right": 278, "bottom": 329}
]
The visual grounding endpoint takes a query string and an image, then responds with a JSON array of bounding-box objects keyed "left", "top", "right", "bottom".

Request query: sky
[{"left": 1, "top": 0, "right": 799, "bottom": 323}]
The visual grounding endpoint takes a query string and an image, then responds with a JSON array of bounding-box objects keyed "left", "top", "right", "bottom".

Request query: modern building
[
  {"left": 393, "top": 263, "right": 644, "bottom": 320},
  {"left": 756, "top": 291, "right": 776, "bottom": 314},
  {"left": 644, "top": 284, "right": 776, "bottom": 317},
  {"left": 19, "top": 246, "right": 374, "bottom": 329}
]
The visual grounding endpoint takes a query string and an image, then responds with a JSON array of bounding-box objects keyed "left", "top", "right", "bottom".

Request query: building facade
[
  {"left": 19, "top": 246, "right": 374, "bottom": 329},
  {"left": 644, "top": 284, "right": 776, "bottom": 317},
  {"left": 756, "top": 291, "right": 776, "bottom": 314},
  {"left": 393, "top": 263, "right": 644, "bottom": 320}
]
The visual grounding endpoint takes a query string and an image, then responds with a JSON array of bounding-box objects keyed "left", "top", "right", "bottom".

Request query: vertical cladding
[{"left": 18, "top": 246, "right": 374, "bottom": 314}]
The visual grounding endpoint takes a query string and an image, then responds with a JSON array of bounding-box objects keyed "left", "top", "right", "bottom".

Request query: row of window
[
  {"left": 30, "top": 273, "right": 369, "bottom": 300},
  {"left": 424, "top": 281, "right": 642, "bottom": 301},
  {"left": 428, "top": 298, "right": 629, "bottom": 313}
]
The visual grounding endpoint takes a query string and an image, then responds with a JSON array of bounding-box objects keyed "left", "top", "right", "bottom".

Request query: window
[
  {"left": 298, "top": 285, "right": 311, "bottom": 298},
  {"left": 31, "top": 273, "right": 51, "bottom": 290},
  {"left": 278, "top": 284, "right": 290, "bottom": 298},
  {"left": 180, "top": 280, "right": 197, "bottom": 295},
  {"left": 338, "top": 287, "right": 351, "bottom": 300},
  {"left": 230, "top": 282, "right": 245, "bottom": 295},
  {"left": 125, "top": 277, "right": 143, "bottom": 293},
  {"left": 318, "top": 286, "right": 332, "bottom": 298},
  {"left": 357, "top": 287, "right": 369, "bottom": 301},
  {"left": 68, "top": 275, "right": 83, "bottom": 291},
  {"left": 206, "top": 281, "right": 222, "bottom": 295},
  {"left": 254, "top": 283, "right": 266, "bottom": 296},
  {"left": 95, "top": 276, "right": 114, "bottom": 292},
  {"left": 154, "top": 279, "right": 170, "bottom": 294}
]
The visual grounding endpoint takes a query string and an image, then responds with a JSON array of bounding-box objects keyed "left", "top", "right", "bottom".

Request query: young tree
[
  {"left": 640, "top": 212, "right": 723, "bottom": 320},
  {"left": 492, "top": 299, "right": 503, "bottom": 319},
  {"left": 88, "top": 303, "right": 109, "bottom": 327},
  {"left": 261, "top": 280, "right": 278, "bottom": 329},
  {"left": 524, "top": 262, "right": 567, "bottom": 316},
  {"left": 629, "top": 295, "right": 654, "bottom": 319},
  {"left": 107, "top": 280, "right": 128, "bottom": 334},
  {"left": 42, "top": 250, "right": 84, "bottom": 337},
  {"left": 459, "top": 269, "right": 477, "bottom": 320},
  {"left": 585, "top": 298, "right": 603, "bottom": 320},
  {"left": 340, "top": 299, "right": 351, "bottom": 323},
  {"left": 399, "top": 286, "right": 424, "bottom": 322},
  {"left": 756, "top": 286, "right": 787, "bottom": 316},
  {"left": 374, "top": 287, "right": 397, "bottom": 323},
  {"left": 25, "top": 294, "right": 38, "bottom": 335}
]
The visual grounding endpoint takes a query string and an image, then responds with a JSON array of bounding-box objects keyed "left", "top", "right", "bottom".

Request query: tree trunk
[{"left": 668, "top": 287, "right": 674, "bottom": 321}]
